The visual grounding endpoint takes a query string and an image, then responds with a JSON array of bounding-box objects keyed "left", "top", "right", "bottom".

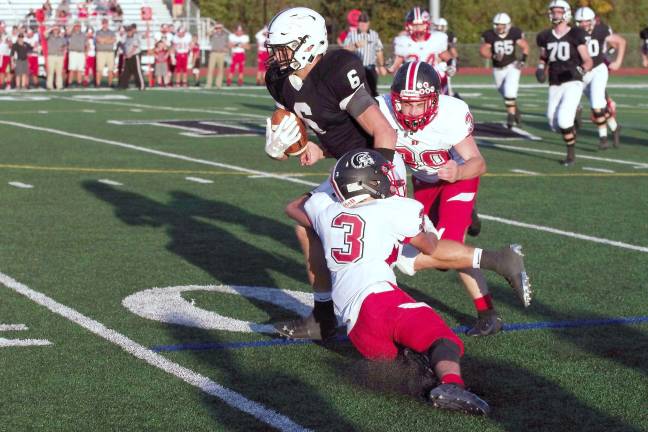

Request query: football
[{"left": 270, "top": 108, "right": 309, "bottom": 156}]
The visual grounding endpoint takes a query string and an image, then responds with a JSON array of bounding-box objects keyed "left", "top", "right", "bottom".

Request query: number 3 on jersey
[{"left": 331, "top": 213, "right": 365, "bottom": 264}]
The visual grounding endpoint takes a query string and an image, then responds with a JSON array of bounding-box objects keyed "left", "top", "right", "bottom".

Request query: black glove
[{"left": 535, "top": 64, "right": 547, "bottom": 83}]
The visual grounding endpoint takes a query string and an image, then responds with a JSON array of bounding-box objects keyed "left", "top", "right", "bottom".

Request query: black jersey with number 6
[
  {"left": 585, "top": 23, "right": 612, "bottom": 68},
  {"left": 266, "top": 49, "right": 372, "bottom": 159},
  {"left": 481, "top": 27, "right": 524, "bottom": 68},
  {"left": 536, "top": 27, "right": 588, "bottom": 85}
]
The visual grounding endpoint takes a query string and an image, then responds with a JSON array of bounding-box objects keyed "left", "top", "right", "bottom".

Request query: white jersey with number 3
[
  {"left": 377, "top": 94, "right": 474, "bottom": 184},
  {"left": 305, "top": 193, "right": 424, "bottom": 328}
]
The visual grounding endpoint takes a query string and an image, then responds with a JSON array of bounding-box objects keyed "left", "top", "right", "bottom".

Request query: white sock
[
  {"left": 472, "top": 248, "right": 483, "bottom": 269},
  {"left": 607, "top": 117, "right": 618, "bottom": 131},
  {"left": 314, "top": 292, "right": 332, "bottom": 302},
  {"left": 598, "top": 126, "right": 607, "bottom": 138}
]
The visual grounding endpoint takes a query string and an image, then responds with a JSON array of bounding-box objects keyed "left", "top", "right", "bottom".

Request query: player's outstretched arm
[
  {"left": 354, "top": 104, "right": 397, "bottom": 151},
  {"left": 577, "top": 44, "right": 593, "bottom": 73},
  {"left": 409, "top": 231, "right": 438, "bottom": 256},
  {"left": 478, "top": 42, "right": 492, "bottom": 60},
  {"left": 438, "top": 136, "right": 486, "bottom": 183},
  {"left": 607, "top": 33, "right": 626, "bottom": 71}
]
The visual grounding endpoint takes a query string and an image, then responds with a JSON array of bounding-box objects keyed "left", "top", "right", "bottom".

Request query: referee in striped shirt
[{"left": 343, "top": 13, "right": 386, "bottom": 96}]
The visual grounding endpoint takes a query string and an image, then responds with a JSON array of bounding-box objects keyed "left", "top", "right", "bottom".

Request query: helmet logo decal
[{"left": 350, "top": 152, "right": 375, "bottom": 168}]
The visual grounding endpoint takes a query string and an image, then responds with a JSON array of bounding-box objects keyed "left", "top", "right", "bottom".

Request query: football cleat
[
  {"left": 506, "top": 113, "right": 515, "bottom": 129},
  {"left": 399, "top": 348, "right": 439, "bottom": 395},
  {"left": 497, "top": 244, "right": 532, "bottom": 307},
  {"left": 467, "top": 208, "right": 482, "bottom": 237},
  {"left": 612, "top": 125, "right": 621, "bottom": 148},
  {"left": 514, "top": 107, "right": 522, "bottom": 125},
  {"left": 598, "top": 137, "right": 609, "bottom": 150},
  {"left": 274, "top": 311, "right": 337, "bottom": 341},
  {"left": 428, "top": 384, "right": 491, "bottom": 416},
  {"left": 560, "top": 158, "right": 575, "bottom": 167},
  {"left": 467, "top": 310, "right": 503, "bottom": 337}
]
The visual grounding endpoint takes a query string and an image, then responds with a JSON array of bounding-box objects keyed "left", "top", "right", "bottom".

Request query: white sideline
[
  {"left": 0, "top": 271, "right": 309, "bottom": 432},
  {"left": 1, "top": 120, "right": 646, "bottom": 254},
  {"left": 0, "top": 324, "right": 28, "bottom": 331}
]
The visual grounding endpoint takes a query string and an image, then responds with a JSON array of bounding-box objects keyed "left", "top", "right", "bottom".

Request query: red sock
[
  {"left": 441, "top": 373, "right": 465, "bottom": 388},
  {"left": 473, "top": 294, "right": 493, "bottom": 313}
]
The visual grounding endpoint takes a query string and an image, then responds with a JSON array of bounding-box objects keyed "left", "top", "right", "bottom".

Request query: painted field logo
[{"left": 107, "top": 119, "right": 264, "bottom": 138}]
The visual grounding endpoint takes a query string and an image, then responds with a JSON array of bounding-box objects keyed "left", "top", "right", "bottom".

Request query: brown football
[{"left": 270, "top": 108, "right": 309, "bottom": 156}]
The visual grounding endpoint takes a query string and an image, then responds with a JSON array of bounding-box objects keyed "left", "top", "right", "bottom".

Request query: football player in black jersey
[
  {"left": 480, "top": 12, "right": 529, "bottom": 128},
  {"left": 263, "top": 7, "right": 398, "bottom": 341},
  {"left": 641, "top": 27, "right": 648, "bottom": 68},
  {"left": 575, "top": 7, "right": 626, "bottom": 149},
  {"left": 536, "top": 0, "right": 593, "bottom": 166}
]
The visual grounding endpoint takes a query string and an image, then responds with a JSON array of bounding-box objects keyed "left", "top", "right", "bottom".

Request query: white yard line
[
  {"left": 185, "top": 176, "right": 214, "bottom": 184},
  {"left": 479, "top": 214, "right": 648, "bottom": 253},
  {"left": 98, "top": 179, "right": 123, "bottom": 186},
  {"left": 2, "top": 120, "right": 646, "bottom": 253},
  {"left": 510, "top": 169, "right": 540, "bottom": 175},
  {"left": 479, "top": 142, "right": 648, "bottom": 168},
  {"left": 0, "top": 338, "right": 52, "bottom": 347},
  {"left": 0, "top": 271, "right": 309, "bottom": 432},
  {"left": 0, "top": 324, "right": 28, "bottom": 331},
  {"left": 8, "top": 181, "right": 34, "bottom": 189},
  {"left": 582, "top": 167, "right": 616, "bottom": 173}
]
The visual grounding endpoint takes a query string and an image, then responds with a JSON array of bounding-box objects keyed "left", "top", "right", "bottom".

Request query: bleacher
[{"left": 0, "top": 0, "right": 173, "bottom": 33}]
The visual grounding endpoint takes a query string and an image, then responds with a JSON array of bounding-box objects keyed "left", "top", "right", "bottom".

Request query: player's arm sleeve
[
  {"left": 445, "top": 100, "right": 474, "bottom": 143},
  {"left": 265, "top": 73, "right": 287, "bottom": 109},
  {"left": 330, "top": 52, "right": 377, "bottom": 116},
  {"left": 574, "top": 28, "right": 587, "bottom": 46},
  {"left": 303, "top": 192, "right": 332, "bottom": 226},
  {"left": 536, "top": 32, "right": 545, "bottom": 48},
  {"left": 394, "top": 199, "right": 425, "bottom": 241}
]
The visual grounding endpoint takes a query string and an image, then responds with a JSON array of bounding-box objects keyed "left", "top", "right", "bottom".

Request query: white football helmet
[
  {"left": 266, "top": 7, "right": 328, "bottom": 76},
  {"left": 574, "top": 7, "right": 596, "bottom": 32},
  {"left": 433, "top": 17, "right": 448, "bottom": 33},
  {"left": 492, "top": 13, "right": 512, "bottom": 34},
  {"left": 548, "top": 0, "right": 572, "bottom": 24}
]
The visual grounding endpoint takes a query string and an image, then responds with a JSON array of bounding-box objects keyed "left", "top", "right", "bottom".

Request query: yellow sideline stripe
[{"left": 1, "top": 163, "right": 648, "bottom": 177}]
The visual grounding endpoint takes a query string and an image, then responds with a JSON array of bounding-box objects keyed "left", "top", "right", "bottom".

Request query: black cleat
[
  {"left": 274, "top": 300, "right": 337, "bottom": 341},
  {"left": 399, "top": 348, "right": 439, "bottom": 395},
  {"left": 560, "top": 158, "right": 575, "bottom": 167},
  {"left": 506, "top": 113, "right": 515, "bottom": 129},
  {"left": 598, "top": 137, "right": 609, "bottom": 150},
  {"left": 428, "top": 384, "right": 491, "bottom": 416},
  {"left": 612, "top": 125, "right": 621, "bottom": 148},
  {"left": 467, "top": 310, "right": 503, "bottom": 337},
  {"left": 497, "top": 244, "right": 532, "bottom": 307},
  {"left": 467, "top": 208, "right": 481, "bottom": 237}
]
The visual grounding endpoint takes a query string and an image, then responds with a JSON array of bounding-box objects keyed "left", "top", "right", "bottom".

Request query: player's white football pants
[
  {"left": 493, "top": 63, "right": 521, "bottom": 99},
  {"left": 547, "top": 80, "right": 584, "bottom": 131},
  {"left": 583, "top": 63, "right": 608, "bottom": 110}
]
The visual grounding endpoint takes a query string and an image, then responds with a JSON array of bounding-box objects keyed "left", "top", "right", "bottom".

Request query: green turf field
[{"left": 1, "top": 75, "right": 647, "bottom": 431}]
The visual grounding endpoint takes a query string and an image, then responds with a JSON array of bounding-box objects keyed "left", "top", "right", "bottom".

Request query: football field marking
[
  {"left": 0, "top": 323, "right": 52, "bottom": 347},
  {"left": 8, "top": 181, "right": 34, "bottom": 189},
  {"left": 510, "top": 169, "right": 540, "bottom": 175},
  {"left": 185, "top": 176, "right": 214, "bottom": 184},
  {"left": 582, "top": 167, "right": 615, "bottom": 173},
  {"left": 98, "top": 179, "right": 123, "bottom": 186},
  {"left": 0, "top": 271, "right": 309, "bottom": 432},
  {"left": 0, "top": 324, "right": 28, "bottom": 331},
  {"left": 1, "top": 120, "right": 646, "bottom": 254}
]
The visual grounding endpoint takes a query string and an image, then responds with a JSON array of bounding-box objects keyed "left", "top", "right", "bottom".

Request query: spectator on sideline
[
  {"left": 95, "top": 18, "right": 116, "bottom": 87},
  {"left": 189, "top": 34, "right": 200, "bottom": 86},
  {"left": 227, "top": 24, "right": 249, "bottom": 86},
  {"left": 118, "top": 24, "right": 144, "bottom": 90},
  {"left": 67, "top": 22, "right": 86, "bottom": 87},
  {"left": 255, "top": 25, "right": 268, "bottom": 85},
  {"left": 46, "top": 25, "right": 66, "bottom": 90},
  {"left": 25, "top": 28, "right": 40, "bottom": 88},
  {"left": 0, "top": 25, "right": 13, "bottom": 89},
  {"left": 206, "top": 22, "right": 227, "bottom": 89},
  {"left": 172, "top": 0, "right": 184, "bottom": 19},
  {"left": 337, "top": 9, "right": 361, "bottom": 46},
  {"left": 85, "top": 28, "right": 96, "bottom": 86},
  {"left": 10, "top": 33, "right": 32, "bottom": 90},
  {"left": 641, "top": 26, "right": 648, "bottom": 68},
  {"left": 172, "top": 26, "right": 191, "bottom": 87},
  {"left": 153, "top": 40, "right": 169, "bottom": 86},
  {"left": 343, "top": 12, "right": 386, "bottom": 97}
]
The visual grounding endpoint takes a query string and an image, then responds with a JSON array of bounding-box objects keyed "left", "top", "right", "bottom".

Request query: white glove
[
  {"left": 446, "top": 65, "right": 457, "bottom": 77},
  {"left": 264, "top": 113, "right": 300, "bottom": 159}
]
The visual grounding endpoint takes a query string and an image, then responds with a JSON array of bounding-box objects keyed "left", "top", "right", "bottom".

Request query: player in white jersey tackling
[
  {"left": 377, "top": 61, "right": 530, "bottom": 336},
  {"left": 303, "top": 148, "right": 490, "bottom": 415},
  {"left": 574, "top": 7, "right": 625, "bottom": 149},
  {"left": 389, "top": 6, "right": 452, "bottom": 95}
]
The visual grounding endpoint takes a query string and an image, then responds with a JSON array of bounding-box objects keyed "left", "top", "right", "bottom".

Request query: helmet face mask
[
  {"left": 492, "top": 13, "right": 511, "bottom": 35},
  {"left": 265, "top": 7, "right": 328, "bottom": 78},
  {"left": 575, "top": 7, "right": 596, "bottom": 32},
  {"left": 391, "top": 62, "right": 440, "bottom": 133},
  {"left": 548, "top": 0, "right": 572, "bottom": 25},
  {"left": 331, "top": 150, "right": 396, "bottom": 208},
  {"left": 405, "top": 7, "right": 431, "bottom": 40}
]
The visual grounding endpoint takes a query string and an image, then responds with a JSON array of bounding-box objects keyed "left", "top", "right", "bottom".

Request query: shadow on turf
[{"left": 83, "top": 181, "right": 357, "bottom": 429}]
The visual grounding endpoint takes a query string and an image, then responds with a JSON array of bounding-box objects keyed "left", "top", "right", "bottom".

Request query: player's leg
[
  {"left": 557, "top": 81, "right": 584, "bottom": 166},
  {"left": 605, "top": 90, "right": 620, "bottom": 148},
  {"left": 493, "top": 67, "right": 508, "bottom": 122},
  {"left": 587, "top": 65, "right": 611, "bottom": 149},
  {"left": 504, "top": 64, "right": 522, "bottom": 127},
  {"left": 274, "top": 189, "right": 337, "bottom": 341}
]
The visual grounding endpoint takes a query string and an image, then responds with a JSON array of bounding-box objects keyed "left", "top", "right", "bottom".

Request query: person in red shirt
[
  {"left": 337, "top": 9, "right": 361, "bottom": 46},
  {"left": 189, "top": 34, "right": 200, "bottom": 86}
]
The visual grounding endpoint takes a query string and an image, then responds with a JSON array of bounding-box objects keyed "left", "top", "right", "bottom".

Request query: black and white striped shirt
[{"left": 343, "top": 29, "right": 383, "bottom": 67}]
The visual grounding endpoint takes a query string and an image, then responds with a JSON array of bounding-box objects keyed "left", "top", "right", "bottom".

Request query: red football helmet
[
  {"left": 405, "top": 6, "right": 431, "bottom": 40},
  {"left": 391, "top": 61, "right": 440, "bottom": 132}
]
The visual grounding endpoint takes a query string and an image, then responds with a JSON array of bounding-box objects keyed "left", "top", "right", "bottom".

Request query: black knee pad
[
  {"left": 427, "top": 338, "right": 462, "bottom": 365},
  {"left": 504, "top": 97, "right": 517, "bottom": 107}
]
